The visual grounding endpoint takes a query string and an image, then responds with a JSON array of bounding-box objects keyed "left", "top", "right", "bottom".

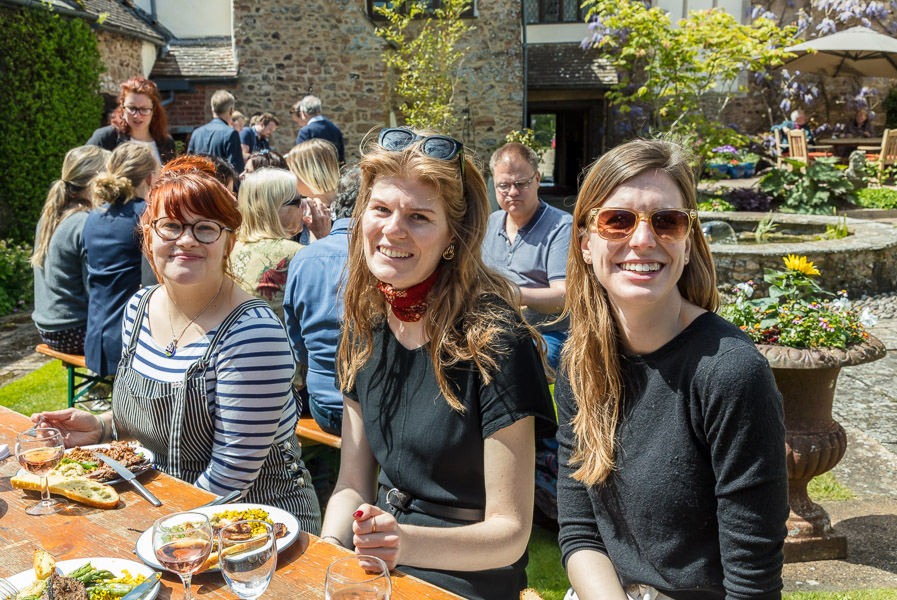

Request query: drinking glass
[
  {"left": 325, "top": 555, "right": 391, "bottom": 600},
  {"left": 15, "top": 426, "right": 65, "bottom": 515},
  {"left": 218, "top": 520, "right": 277, "bottom": 600},
  {"left": 152, "top": 512, "right": 213, "bottom": 600}
]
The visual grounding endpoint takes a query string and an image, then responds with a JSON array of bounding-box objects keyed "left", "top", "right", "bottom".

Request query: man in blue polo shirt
[{"left": 482, "top": 142, "right": 572, "bottom": 370}]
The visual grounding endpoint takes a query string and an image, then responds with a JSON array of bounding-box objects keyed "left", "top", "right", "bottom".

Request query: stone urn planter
[{"left": 757, "top": 336, "right": 886, "bottom": 563}]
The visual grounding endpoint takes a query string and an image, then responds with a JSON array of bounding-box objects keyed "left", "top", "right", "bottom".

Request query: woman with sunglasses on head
[
  {"left": 318, "top": 128, "right": 556, "bottom": 600},
  {"left": 231, "top": 168, "right": 304, "bottom": 321},
  {"left": 285, "top": 138, "right": 339, "bottom": 243},
  {"left": 33, "top": 156, "right": 321, "bottom": 531},
  {"left": 557, "top": 140, "right": 788, "bottom": 600},
  {"left": 87, "top": 76, "right": 176, "bottom": 165}
]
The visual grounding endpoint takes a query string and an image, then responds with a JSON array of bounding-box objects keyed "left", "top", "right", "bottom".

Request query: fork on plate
[{"left": 0, "top": 577, "right": 18, "bottom": 600}]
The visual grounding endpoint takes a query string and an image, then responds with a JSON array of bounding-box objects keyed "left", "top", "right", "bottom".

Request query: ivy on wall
[{"left": 0, "top": 6, "right": 104, "bottom": 241}]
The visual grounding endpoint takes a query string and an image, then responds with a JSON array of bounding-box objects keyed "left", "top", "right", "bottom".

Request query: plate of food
[
  {"left": 54, "top": 442, "right": 155, "bottom": 485},
  {"left": 134, "top": 504, "right": 300, "bottom": 573},
  {"left": 5, "top": 549, "right": 160, "bottom": 600}
]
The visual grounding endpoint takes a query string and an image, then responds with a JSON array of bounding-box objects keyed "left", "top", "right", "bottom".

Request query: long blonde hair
[
  {"left": 237, "top": 168, "right": 294, "bottom": 242},
  {"left": 32, "top": 146, "right": 110, "bottom": 267},
  {"left": 285, "top": 138, "right": 339, "bottom": 195},
  {"left": 91, "top": 142, "right": 157, "bottom": 207},
  {"left": 565, "top": 139, "right": 718, "bottom": 486},
  {"left": 337, "top": 133, "right": 541, "bottom": 411}
]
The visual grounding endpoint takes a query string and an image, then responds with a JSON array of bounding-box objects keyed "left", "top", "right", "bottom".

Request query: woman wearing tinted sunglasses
[
  {"left": 319, "top": 128, "right": 556, "bottom": 599},
  {"left": 557, "top": 140, "right": 788, "bottom": 600}
]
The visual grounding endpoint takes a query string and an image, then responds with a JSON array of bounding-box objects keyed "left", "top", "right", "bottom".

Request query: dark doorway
[{"left": 527, "top": 97, "right": 606, "bottom": 199}]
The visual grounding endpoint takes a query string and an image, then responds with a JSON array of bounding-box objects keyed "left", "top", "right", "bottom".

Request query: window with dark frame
[
  {"left": 367, "top": 0, "right": 477, "bottom": 19},
  {"left": 524, "top": 0, "right": 585, "bottom": 23}
]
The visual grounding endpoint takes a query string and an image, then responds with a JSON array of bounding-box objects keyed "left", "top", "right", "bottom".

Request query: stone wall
[
  {"left": 231, "top": 0, "right": 524, "bottom": 166},
  {"left": 94, "top": 30, "right": 145, "bottom": 95}
]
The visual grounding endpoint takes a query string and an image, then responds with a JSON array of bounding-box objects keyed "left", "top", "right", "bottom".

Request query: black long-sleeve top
[{"left": 557, "top": 312, "right": 789, "bottom": 600}]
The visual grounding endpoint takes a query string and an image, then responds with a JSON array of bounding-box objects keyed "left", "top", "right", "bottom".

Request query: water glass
[
  {"left": 218, "top": 520, "right": 277, "bottom": 600},
  {"left": 325, "top": 555, "right": 391, "bottom": 600}
]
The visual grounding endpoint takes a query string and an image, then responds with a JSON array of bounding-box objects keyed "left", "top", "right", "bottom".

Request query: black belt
[{"left": 384, "top": 487, "right": 485, "bottom": 523}]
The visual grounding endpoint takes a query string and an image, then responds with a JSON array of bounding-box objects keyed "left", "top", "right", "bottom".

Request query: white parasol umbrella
[{"left": 783, "top": 26, "right": 897, "bottom": 78}]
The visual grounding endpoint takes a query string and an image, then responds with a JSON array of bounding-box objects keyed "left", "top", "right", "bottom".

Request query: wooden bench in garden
[
  {"left": 295, "top": 415, "right": 341, "bottom": 449},
  {"left": 34, "top": 344, "right": 106, "bottom": 408}
]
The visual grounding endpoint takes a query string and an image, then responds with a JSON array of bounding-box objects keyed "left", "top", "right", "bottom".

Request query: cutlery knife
[
  {"left": 93, "top": 452, "right": 162, "bottom": 507},
  {"left": 197, "top": 489, "right": 242, "bottom": 508},
  {"left": 120, "top": 573, "right": 161, "bottom": 600}
]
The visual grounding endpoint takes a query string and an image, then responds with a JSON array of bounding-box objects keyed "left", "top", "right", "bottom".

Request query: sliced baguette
[
  {"left": 11, "top": 473, "right": 120, "bottom": 509},
  {"left": 520, "top": 589, "right": 545, "bottom": 600}
]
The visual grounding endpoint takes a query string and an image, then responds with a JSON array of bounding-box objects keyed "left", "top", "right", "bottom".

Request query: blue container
[
  {"left": 729, "top": 163, "right": 746, "bottom": 179},
  {"left": 742, "top": 163, "right": 756, "bottom": 178},
  {"left": 707, "top": 163, "right": 729, "bottom": 178}
]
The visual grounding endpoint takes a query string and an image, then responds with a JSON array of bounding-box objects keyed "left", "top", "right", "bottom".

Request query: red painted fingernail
[{"left": 353, "top": 510, "right": 363, "bottom": 518}]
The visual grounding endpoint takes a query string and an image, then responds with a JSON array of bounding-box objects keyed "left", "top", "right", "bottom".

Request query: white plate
[
  {"left": 64, "top": 443, "right": 155, "bottom": 485},
  {"left": 6, "top": 557, "right": 160, "bottom": 600},
  {"left": 134, "top": 503, "right": 301, "bottom": 573}
]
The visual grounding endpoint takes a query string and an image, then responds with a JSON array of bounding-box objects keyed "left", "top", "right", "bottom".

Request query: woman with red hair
[
  {"left": 34, "top": 156, "right": 321, "bottom": 530},
  {"left": 87, "top": 76, "right": 176, "bottom": 164}
]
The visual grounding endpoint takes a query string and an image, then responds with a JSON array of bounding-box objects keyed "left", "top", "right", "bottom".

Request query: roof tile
[
  {"left": 150, "top": 38, "right": 237, "bottom": 79},
  {"left": 527, "top": 43, "right": 616, "bottom": 89}
]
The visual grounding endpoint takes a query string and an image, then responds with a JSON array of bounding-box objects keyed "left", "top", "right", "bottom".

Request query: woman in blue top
[
  {"left": 83, "top": 142, "right": 159, "bottom": 376},
  {"left": 32, "top": 145, "right": 109, "bottom": 354}
]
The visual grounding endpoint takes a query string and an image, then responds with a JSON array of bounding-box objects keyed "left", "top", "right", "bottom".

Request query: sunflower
[{"left": 783, "top": 254, "right": 820, "bottom": 276}]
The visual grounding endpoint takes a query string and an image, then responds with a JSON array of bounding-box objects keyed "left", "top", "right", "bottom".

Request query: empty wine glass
[
  {"left": 325, "top": 555, "right": 391, "bottom": 600},
  {"left": 15, "top": 426, "right": 65, "bottom": 515},
  {"left": 152, "top": 512, "right": 213, "bottom": 600},
  {"left": 218, "top": 520, "right": 277, "bottom": 599}
]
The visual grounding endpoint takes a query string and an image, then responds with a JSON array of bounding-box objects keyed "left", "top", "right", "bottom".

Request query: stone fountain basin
[{"left": 700, "top": 212, "right": 897, "bottom": 295}]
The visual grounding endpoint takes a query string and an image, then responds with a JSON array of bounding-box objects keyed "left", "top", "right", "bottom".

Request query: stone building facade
[
  {"left": 95, "top": 30, "right": 145, "bottom": 95},
  {"left": 226, "top": 0, "right": 523, "bottom": 165}
]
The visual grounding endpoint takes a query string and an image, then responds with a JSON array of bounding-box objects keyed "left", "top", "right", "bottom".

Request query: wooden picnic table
[
  {"left": 0, "top": 405, "right": 461, "bottom": 599},
  {"left": 819, "top": 136, "right": 883, "bottom": 150}
]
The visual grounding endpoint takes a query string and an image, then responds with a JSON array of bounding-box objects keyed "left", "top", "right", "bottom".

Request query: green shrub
[
  {"left": 0, "top": 6, "right": 104, "bottom": 242},
  {"left": 759, "top": 157, "right": 854, "bottom": 214},
  {"left": 697, "top": 198, "right": 736, "bottom": 211},
  {"left": 854, "top": 187, "right": 897, "bottom": 209},
  {"left": 0, "top": 240, "right": 33, "bottom": 315}
]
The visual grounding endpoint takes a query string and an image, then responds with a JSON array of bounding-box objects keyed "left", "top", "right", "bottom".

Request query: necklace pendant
[{"left": 164, "top": 340, "right": 177, "bottom": 357}]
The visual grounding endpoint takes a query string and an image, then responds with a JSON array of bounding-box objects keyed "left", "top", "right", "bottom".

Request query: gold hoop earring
[{"left": 442, "top": 245, "right": 455, "bottom": 261}]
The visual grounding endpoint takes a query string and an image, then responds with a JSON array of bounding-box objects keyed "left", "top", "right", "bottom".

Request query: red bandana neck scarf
[{"left": 377, "top": 267, "right": 441, "bottom": 323}]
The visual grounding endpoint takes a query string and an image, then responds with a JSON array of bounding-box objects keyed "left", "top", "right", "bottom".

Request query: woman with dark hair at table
[
  {"left": 34, "top": 156, "right": 321, "bottom": 530},
  {"left": 83, "top": 142, "right": 159, "bottom": 377},
  {"left": 86, "top": 76, "right": 176, "bottom": 165},
  {"left": 318, "top": 128, "right": 556, "bottom": 600},
  {"left": 32, "top": 145, "right": 110, "bottom": 354},
  {"left": 557, "top": 139, "right": 788, "bottom": 600}
]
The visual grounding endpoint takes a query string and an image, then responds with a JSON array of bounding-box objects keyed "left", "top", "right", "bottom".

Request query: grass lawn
[{"left": 0, "top": 359, "right": 67, "bottom": 415}]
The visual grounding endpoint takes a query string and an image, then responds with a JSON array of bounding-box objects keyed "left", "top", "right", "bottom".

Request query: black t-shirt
[
  {"left": 557, "top": 312, "right": 789, "bottom": 600},
  {"left": 344, "top": 297, "right": 557, "bottom": 600}
]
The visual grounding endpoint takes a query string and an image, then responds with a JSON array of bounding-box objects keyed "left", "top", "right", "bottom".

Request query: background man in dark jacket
[
  {"left": 292, "top": 95, "right": 345, "bottom": 164},
  {"left": 187, "top": 90, "right": 245, "bottom": 172}
]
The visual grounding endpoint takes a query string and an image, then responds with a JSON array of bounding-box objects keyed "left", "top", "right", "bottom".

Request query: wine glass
[
  {"left": 152, "top": 512, "right": 213, "bottom": 600},
  {"left": 15, "top": 426, "right": 65, "bottom": 515},
  {"left": 325, "top": 555, "right": 391, "bottom": 600},
  {"left": 218, "top": 520, "right": 277, "bottom": 599}
]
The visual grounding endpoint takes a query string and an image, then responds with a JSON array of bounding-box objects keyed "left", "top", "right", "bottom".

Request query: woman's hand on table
[
  {"left": 352, "top": 504, "right": 401, "bottom": 569},
  {"left": 31, "top": 408, "right": 103, "bottom": 447}
]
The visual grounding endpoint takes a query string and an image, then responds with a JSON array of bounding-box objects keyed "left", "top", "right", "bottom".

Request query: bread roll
[{"left": 11, "top": 473, "right": 119, "bottom": 509}]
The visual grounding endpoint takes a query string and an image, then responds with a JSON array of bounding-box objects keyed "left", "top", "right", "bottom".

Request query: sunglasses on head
[
  {"left": 588, "top": 207, "right": 696, "bottom": 243},
  {"left": 377, "top": 128, "right": 466, "bottom": 179}
]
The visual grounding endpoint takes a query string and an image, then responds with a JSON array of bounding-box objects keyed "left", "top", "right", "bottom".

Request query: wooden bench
[
  {"left": 35, "top": 344, "right": 107, "bottom": 408},
  {"left": 295, "top": 415, "right": 341, "bottom": 449}
]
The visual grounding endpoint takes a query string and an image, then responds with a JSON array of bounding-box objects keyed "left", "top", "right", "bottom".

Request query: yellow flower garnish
[{"left": 783, "top": 254, "right": 820, "bottom": 276}]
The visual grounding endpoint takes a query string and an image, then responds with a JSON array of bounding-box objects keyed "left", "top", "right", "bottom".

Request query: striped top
[{"left": 120, "top": 286, "right": 299, "bottom": 495}]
